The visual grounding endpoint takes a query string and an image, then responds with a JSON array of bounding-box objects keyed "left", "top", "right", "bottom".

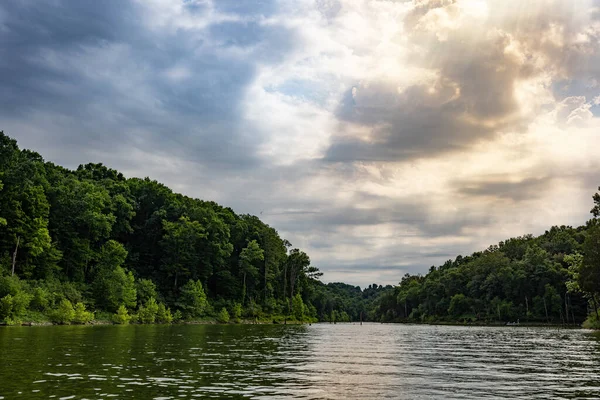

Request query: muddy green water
[{"left": 1, "top": 323, "right": 600, "bottom": 399}]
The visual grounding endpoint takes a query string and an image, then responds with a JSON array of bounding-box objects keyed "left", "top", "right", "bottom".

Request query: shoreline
[
  {"left": 0, "top": 318, "right": 311, "bottom": 327},
  {"left": 1, "top": 319, "right": 585, "bottom": 328},
  {"left": 386, "top": 321, "right": 584, "bottom": 328}
]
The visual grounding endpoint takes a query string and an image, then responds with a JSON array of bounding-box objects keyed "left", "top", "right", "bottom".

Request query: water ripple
[{"left": 1, "top": 324, "right": 600, "bottom": 399}]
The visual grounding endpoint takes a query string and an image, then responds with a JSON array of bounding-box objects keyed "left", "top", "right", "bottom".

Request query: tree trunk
[
  {"left": 564, "top": 294, "right": 569, "bottom": 324},
  {"left": 543, "top": 297, "right": 549, "bottom": 323},
  {"left": 570, "top": 295, "right": 576, "bottom": 324},
  {"left": 592, "top": 295, "right": 599, "bottom": 320},
  {"left": 11, "top": 236, "right": 20, "bottom": 276},
  {"left": 242, "top": 272, "right": 247, "bottom": 304},
  {"left": 560, "top": 306, "right": 564, "bottom": 325},
  {"left": 290, "top": 281, "right": 295, "bottom": 302},
  {"left": 283, "top": 264, "right": 287, "bottom": 302},
  {"left": 264, "top": 257, "right": 268, "bottom": 303}
]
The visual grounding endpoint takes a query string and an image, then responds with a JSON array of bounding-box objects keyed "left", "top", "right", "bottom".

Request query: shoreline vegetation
[
  {"left": 2, "top": 130, "right": 600, "bottom": 329},
  {"left": 4, "top": 318, "right": 583, "bottom": 328},
  {"left": 8, "top": 317, "right": 312, "bottom": 327}
]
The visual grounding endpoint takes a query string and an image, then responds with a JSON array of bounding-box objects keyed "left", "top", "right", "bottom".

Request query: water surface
[{"left": 1, "top": 323, "right": 599, "bottom": 399}]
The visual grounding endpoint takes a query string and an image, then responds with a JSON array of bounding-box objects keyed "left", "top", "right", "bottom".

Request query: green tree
[
  {"left": 286, "top": 249, "right": 311, "bottom": 302},
  {"left": 0, "top": 134, "right": 55, "bottom": 279},
  {"left": 156, "top": 303, "right": 173, "bottom": 324},
  {"left": 51, "top": 299, "right": 75, "bottom": 324},
  {"left": 448, "top": 294, "right": 473, "bottom": 318},
  {"left": 176, "top": 279, "right": 208, "bottom": 319},
  {"left": 136, "top": 278, "right": 158, "bottom": 307},
  {"left": 160, "top": 217, "right": 207, "bottom": 289},
  {"left": 47, "top": 176, "right": 116, "bottom": 281},
  {"left": 217, "top": 307, "right": 230, "bottom": 323},
  {"left": 138, "top": 297, "right": 159, "bottom": 324},
  {"left": 231, "top": 302, "right": 243, "bottom": 323},
  {"left": 93, "top": 241, "right": 136, "bottom": 312},
  {"left": 30, "top": 287, "right": 51, "bottom": 311},
  {"left": 239, "top": 240, "right": 264, "bottom": 304},
  {"left": 73, "top": 302, "right": 94, "bottom": 324},
  {"left": 292, "top": 293, "right": 305, "bottom": 321},
  {"left": 113, "top": 304, "right": 131, "bottom": 324},
  {"left": 581, "top": 225, "right": 600, "bottom": 318},
  {"left": 0, "top": 292, "right": 32, "bottom": 322}
]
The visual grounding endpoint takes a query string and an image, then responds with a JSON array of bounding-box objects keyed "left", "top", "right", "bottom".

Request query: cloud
[
  {"left": 325, "top": 0, "right": 600, "bottom": 164},
  {"left": 2, "top": 0, "right": 600, "bottom": 287},
  {"left": 0, "top": 0, "right": 297, "bottom": 169},
  {"left": 455, "top": 177, "right": 553, "bottom": 202}
]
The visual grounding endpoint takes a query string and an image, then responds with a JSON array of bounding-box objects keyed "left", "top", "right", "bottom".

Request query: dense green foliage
[
  {"left": 0, "top": 132, "right": 355, "bottom": 324},
  {"left": 3, "top": 130, "right": 600, "bottom": 327},
  {"left": 369, "top": 222, "right": 600, "bottom": 325}
]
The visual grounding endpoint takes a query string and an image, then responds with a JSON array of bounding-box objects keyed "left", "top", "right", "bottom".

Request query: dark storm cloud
[
  {"left": 327, "top": 82, "right": 498, "bottom": 161},
  {"left": 327, "top": 33, "right": 532, "bottom": 162},
  {"left": 0, "top": 0, "right": 295, "bottom": 169},
  {"left": 0, "top": 0, "right": 139, "bottom": 116},
  {"left": 265, "top": 193, "right": 494, "bottom": 238},
  {"left": 455, "top": 177, "right": 554, "bottom": 202}
]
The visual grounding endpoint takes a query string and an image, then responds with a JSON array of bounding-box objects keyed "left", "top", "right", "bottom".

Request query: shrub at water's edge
[
  {"left": 582, "top": 314, "right": 600, "bottom": 329},
  {"left": 217, "top": 308, "right": 230, "bottom": 323},
  {"left": 113, "top": 305, "right": 131, "bottom": 325}
]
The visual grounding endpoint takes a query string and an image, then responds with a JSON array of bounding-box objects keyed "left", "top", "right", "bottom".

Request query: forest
[
  {"left": 370, "top": 209, "right": 600, "bottom": 327},
  {"left": 1, "top": 130, "right": 600, "bottom": 327},
  {"left": 0, "top": 131, "right": 383, "bottom": 325}
]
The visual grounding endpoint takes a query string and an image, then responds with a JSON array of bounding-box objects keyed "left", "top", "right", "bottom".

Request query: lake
[{"left": 1, "top": 323, "right": 600, "bottom": 399}]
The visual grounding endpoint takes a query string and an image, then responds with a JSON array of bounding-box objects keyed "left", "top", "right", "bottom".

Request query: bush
[
  {"left": 339, "top": 311, "right": 350, "bottom": 322},
  {"left": 4, "top": 317, "right": 22, "bottom": 326},
  {"left": 112, "top": 305, "right": 131, "bottom": 325},
  {"left": 129, "top": 312, "right": 139, "bottom": 324},
  {"left": 51, "top": 299, "right": 75, "bottom": 324},
  {"left": 0, "top": 295, "right": 14, "bottom": 321},
  {"left": 172, "top": 310, "right": 183, "bottom": 323},
  {"left": 0, "top": 275, "right": 22, "bottom": 298},
  {"left": 138, "top": 297, "right": 159, "bottom": 324},
  {"left": 30, "top": 287, "right": 50, "bottom": 311},
  {"left": 0, "top": 292, "right": 33, "bottom": 322},
  {"left": 292, "top": 293, "right": 304, "bottom": 321},
  {"left": 231, "top": 302, "right": 242, "bottom": 323},
  {"left": 93, "top": 265, "right": 137, "bottom": 312},
  {"left": 175, "top": 280, "right": 208, "bottom": 319},
  {"left": 136, "top": 278, "right": 158, "bottom": 307},
  {"left": 582, "top": 313, "right": 600, "bottom": 329},
  {"left": 73, "top": 302, "right": 94, "bottom": 324},
  {"left": 217, "top": 307, "right": 230, "bottom": 323},
  {"left": 47, "top": 280, "right": 84, "bottom": 306},
  {"left": 246, "top": 299, "right": 261, "bottom": 319},
  {"left": 20, "top": 310, "right": 49, "bottom": 324},
  {"left": 156, "top": 303, "right": 173, "bottom": 324}
]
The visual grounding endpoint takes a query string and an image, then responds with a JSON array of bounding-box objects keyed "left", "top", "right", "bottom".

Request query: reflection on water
[{"left": 1, "top": 323, "right": 600, "bottom": 399}]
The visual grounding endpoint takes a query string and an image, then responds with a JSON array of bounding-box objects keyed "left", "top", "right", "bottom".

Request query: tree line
[
  {"left": 3, "top": 129, "right": 600, "bottom": 327},
  {"left": 0, "top": 131, "right": 377, "bottom": 325},
  {"left": 370, "top": 197, "right": 600, "bottom": 327}
]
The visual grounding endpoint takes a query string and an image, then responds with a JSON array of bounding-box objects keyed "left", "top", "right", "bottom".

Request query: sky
[{"left": 1, "top": 0, "right": 600, "bottom": 287}]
